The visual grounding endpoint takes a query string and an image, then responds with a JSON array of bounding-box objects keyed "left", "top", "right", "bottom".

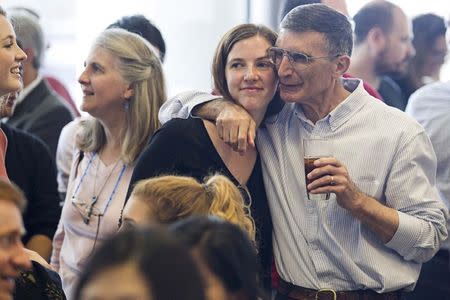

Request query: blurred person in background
[
  {"left": 0, "top": 179, "right": 31, "bottom": 300},
  {"left": 172, "top": 216, "right": 268, "bottom": 300},
  {"left": 107, "top": 14, "right": 166, "bottom": 63},
  {"left": 74, "top": 227, "right": 205, "bottom": 300},
  {"left": 405, "top": 81, "right": 450, "bottom": 299},
  {"left": 279, "top": 0, "right": 349, "bottom": 22},
  {"left": 349, "top": 0, "right": 416, "bottom": 110},
  {"left": 7, "top": 6, "right": 79, "bottom": 117},
  {"left": 121, "top": 173, "right": 256, "bottom": 241},
  {"left": 6, "top": 9, "right": 74, "bottom": 158},
  {"left": 395, "top": 13, "right": 447, "bottom": 103}
]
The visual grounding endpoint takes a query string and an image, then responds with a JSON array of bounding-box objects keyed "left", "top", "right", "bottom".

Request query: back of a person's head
[
  {"left": 281, "top": 3, "right": 353, "bottom": 56},
  {"left": 353, "top": 0, "right": 397, "bottom": 45},
  {"left": 107, "top": 14, "right": 166, "bottom": 62},
  {"left": 279, "top": 0, "right": 320, "bottom": 23},
  {"left": 131, "top": 174, "right": 256, "bottom": 241},
  {"left": 0, "top": 179, "right": 26, "bottom": 212},
  {"left": 171, "top": 216, "right": 265, "bottom": 300},
  {"left": 74, "top": 227, "right": 205, "bottom": 300},
  {"left": 8, "top": 8, "right": 45, "bottom": 69},
  {"left": 412, "top": 13, "right": 447, "bottom": 51}
]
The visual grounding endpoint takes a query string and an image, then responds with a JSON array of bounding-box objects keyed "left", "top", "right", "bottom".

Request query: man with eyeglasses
[
  {"left": 159, "top": 4, "right": 448, "bottom": 300},
  {"left": 278, "top": 0, "right": 384, "bottom": 101}
]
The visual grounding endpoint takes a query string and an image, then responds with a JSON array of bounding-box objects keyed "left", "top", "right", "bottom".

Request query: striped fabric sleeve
[{"left": 158, "top": 90, "right": 222, "bottom": 124}]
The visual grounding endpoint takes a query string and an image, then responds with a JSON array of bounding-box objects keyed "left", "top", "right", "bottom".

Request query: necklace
[
  {"left": 91, "top": 156, "right": 122, "bottom": 206},
  {"left": 71, "top": 152, "right": 127, "bottom": 225}
]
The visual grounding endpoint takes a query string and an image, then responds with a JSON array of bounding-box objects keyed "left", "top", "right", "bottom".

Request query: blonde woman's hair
[
  {"left": 77, "top": 28, "right": 166, "bottom": 164},
  {"left": 131, "top": 174, "right": 256, "bottom": 242}
]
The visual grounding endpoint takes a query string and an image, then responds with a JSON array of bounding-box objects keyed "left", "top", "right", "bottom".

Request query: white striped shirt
[
  {"left": 159, "top": 78, "right": 448, "bottom": 292},
  {"left": 406, "top": 81, "right": 450, "bottom": 250}
]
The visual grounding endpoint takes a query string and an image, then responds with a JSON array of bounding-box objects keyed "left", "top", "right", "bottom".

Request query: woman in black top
[{"left": 128, "top": 24, "right": 278, "bottom": 290}]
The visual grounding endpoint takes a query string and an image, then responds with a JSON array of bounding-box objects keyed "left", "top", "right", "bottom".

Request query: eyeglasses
[{"left": 268, "top": 47, "right": 340, "bottom": 69}]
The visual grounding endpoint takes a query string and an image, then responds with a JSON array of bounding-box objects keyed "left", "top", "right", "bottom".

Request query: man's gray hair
[
  {"left": 9, "top": 10, "right": 45, "bottom": 70},
  {"left": 280, "top": 3, "right": 353, "bottom": 56}
]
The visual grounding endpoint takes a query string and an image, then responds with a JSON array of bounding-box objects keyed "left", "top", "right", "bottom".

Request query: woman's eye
[
  {"left": 91, "top": 64, "right": 103, "bottom": 73},
  {"left": 230, "top": 62, "right": 244, "bottom": 68},
  {"left": 257, "top": 61, "right": 273, "bottom": 68}
]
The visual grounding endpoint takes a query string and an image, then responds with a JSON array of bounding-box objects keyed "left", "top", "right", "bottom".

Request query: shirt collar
[{"left": 293, "top": 78, "right": 368, "bottom": 131}]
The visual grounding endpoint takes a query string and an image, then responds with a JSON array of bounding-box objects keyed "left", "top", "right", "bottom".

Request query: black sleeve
[
  {"left": 126, "top": 118, "right": 194, "bottom": 200},
  {"left": 26, "top": 137, "right": 61, "bottom": 240},
  {"left": 6, "top": 128, "right": 61, "bottom": 242}
]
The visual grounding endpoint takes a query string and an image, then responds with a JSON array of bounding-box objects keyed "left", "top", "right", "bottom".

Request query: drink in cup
[{"left": 303, "top": 138, "right": 332, "bottom": 200}]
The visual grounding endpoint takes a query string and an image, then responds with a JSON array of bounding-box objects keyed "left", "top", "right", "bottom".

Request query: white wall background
[
  {"left": 1, "top": 0, "right": 248, "bottom": 107},
  {"left": 1, "top": 0, "right": 449, "bottom": 109}
]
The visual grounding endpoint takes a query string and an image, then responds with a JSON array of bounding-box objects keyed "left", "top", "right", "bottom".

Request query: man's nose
[{"left": 277, "top": 55, "right": 294, "bottom": 77}]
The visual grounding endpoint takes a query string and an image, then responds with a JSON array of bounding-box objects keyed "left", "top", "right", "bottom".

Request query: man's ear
[
  {"left": 333, "top": 55, "right": 350, "bottom": 77},
  {"left": 367, "top": 27, "right": 386, "bottom": 55}
]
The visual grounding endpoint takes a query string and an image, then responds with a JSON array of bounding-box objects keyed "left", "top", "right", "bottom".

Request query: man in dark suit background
[{"left": 6, "top": 9, "right": 73, "bottom": 159}]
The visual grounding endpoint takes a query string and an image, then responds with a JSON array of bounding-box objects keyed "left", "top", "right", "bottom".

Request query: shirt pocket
[{"left": 354, "top": 179, "right": 381, "bottom": 198}]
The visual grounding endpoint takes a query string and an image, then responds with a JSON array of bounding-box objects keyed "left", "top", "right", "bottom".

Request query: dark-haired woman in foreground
[
  {"left": 74, "top": 227, "right": 205, "bottom": 300},
  {"left": 171, "top": 216, "right": 268, "bottom": 300}
]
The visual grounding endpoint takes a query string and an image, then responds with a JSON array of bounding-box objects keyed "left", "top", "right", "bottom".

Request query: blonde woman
[
  {"left": 121, "top": 174, "right": 256, "bottom": 242},
  {"left": 51, "top": 28, "right": 166, "bottom": 299}
]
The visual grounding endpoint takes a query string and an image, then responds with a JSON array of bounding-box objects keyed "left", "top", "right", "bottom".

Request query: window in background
[
  {"left": 3, "top": 0, "right": 450, "bottom": 107},
  {"left": 3, "top": 0, "right": 247, "bottom": 108}
]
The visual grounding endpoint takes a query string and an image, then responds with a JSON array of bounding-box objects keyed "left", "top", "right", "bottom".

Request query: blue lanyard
[
  {"left": 71, "top": 152, "right": 97, "bottom": 202},
  {"left": 72, "top": 152, "right": 127, "bottom": 215},
  {"left": 101, "top": 164, "right": 127, "bottom": 215}
]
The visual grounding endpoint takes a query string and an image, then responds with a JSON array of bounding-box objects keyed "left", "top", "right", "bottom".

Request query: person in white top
[
  {"left": 50, "top": 28, "right": 166, "bottom": 299},
  {"left": 56, "top": 14, "right": 166, "bottom": 203},
  {"left": 405, "top": 81, "right": 450, "bottom": 299}
]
